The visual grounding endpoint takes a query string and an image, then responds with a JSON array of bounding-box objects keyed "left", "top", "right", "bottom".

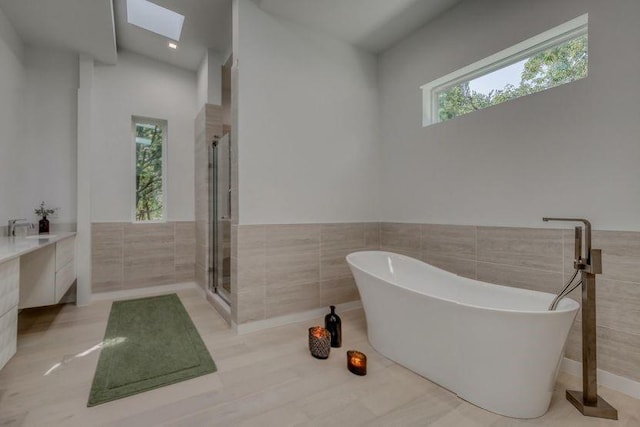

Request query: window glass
[
  {"left": 134, "top": 119, "right": 165, "bottom": 221},
  {"left": 437, "top": 35, "right": 587, "bottom": 122}
]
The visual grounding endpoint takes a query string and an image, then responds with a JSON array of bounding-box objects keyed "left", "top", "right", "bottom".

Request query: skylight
[{"left": 127, "top": 0, "right": 185, "bottom": 41}]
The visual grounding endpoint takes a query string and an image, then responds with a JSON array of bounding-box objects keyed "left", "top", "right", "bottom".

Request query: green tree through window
[
  {"left": 438, "top": 35, "right": 588, "bottom": 122},
  {"left": 135, "top": 121, "right": 164, "bottom": 221}
]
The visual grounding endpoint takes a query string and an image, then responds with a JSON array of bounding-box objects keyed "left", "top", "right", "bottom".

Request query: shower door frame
[{"left": 209, "top": 134, "right": 231, "bottom": 304}]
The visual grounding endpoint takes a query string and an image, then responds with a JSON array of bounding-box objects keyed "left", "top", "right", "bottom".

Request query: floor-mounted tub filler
[{"left": 347, "top": 251, "right": 579, "bottom": 419}]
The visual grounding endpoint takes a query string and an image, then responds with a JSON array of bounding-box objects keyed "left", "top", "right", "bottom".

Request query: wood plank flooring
[{"left": 0, "top": 288, "right": 638, "bottom": 426}]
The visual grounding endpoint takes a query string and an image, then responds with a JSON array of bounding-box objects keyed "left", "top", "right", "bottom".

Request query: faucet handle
[
  {"left": 573, "top": 259, "right": 587, "bottom": 270},
  {"left": 589, "top": 249, "right": 603, "bottom": 274}
]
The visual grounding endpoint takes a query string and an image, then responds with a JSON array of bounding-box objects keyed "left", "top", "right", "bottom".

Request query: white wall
[
  {"left": 235, "top": 0, "right": 380, "bottom": 224},
  {"left": 196, "top": 49, "right": 222, "bottom": 107},
  {"left": 0, "top": 10, "right": 78, "bottom": 230},
  {"left": 92, "top": 51, "right": 198, "bottom": 222},
  {"left": 379, "top": 0, "right": 640, "bottom": 231},
  {"left": 0, "top": 7, "right": 25, "bottom": 224},
  {"left": 196, "top": 53, "right": 208, "bottom": 107},
  {"left": 21, "top": 47, "right": 78, "bottom": 227}
]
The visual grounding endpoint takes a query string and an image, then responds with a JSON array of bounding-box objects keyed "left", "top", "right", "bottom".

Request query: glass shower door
[{"left": 209, "top": 134, "right": 231, "bottom": 303}]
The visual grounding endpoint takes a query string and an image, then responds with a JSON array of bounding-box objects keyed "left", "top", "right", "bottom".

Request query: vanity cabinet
[
  {"left": 0, "top": 232, "right": 76, "bottom": 371},
  {"left": 19, "top": 236, "right": 76, "bottom": 309},
  {"left": 0, "top": 258, "right": 19, "bottom": 370}
]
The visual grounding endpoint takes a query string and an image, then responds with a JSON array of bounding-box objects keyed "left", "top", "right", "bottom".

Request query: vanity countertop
[{"left": 0, "top": 232, "right": 76, "bottom": 264}]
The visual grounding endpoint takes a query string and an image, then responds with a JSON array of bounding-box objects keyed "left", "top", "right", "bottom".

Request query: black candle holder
[
  {"left": 308, "top": 326, "right": 331, "bottom": 359},
  {"left": 347, "top": 350, "right": 367, "bottom": 375}
]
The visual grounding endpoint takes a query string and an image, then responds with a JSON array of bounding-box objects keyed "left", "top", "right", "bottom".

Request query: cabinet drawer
[
  {"left": 19, "top": 245, "right": 55, "bottom": 309},
  {"left": 56, "top": 237, "right": 75, "bottom": 272},
  {"left": 0, "top": 259, "right": 19, "bottom": 317},
  {"left": 55, "top": 260, "right": 75, "bottom": 302}
]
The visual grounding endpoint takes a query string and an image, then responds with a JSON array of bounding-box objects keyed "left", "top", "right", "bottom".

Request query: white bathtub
[{"left": 347, "top": 251, "right": 579, "bottom": 418}]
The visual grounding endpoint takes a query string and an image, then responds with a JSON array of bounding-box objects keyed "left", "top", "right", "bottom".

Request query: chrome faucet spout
[{"left": 7, "top": 218, "right": 32, "bottom": 237}]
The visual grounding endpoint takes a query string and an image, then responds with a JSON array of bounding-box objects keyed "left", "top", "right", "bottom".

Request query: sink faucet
[{"left": 8, "top": 219, "right": 32, "bottom": 237}]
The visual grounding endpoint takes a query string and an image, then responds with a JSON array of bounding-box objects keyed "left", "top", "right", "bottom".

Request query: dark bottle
[
  {"left": 324, "top": 305, "right": 342, "bottom": 348},
  {"left": 39, "top": 216, "right": 50, "bottom": 234}
]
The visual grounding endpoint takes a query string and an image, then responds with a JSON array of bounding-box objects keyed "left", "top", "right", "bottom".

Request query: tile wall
[
  {"left": 233, "top": 223, "right": 380, "bottom": 324},
  {"left": 379, "top": 223, "right": 640, "bottom": 383},
  {"left": 91, "top": 222, "right": 195, "bottom": 292}
]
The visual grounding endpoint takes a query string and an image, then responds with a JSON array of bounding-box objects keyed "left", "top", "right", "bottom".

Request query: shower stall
[{"left": 209, "top": 134, "right": 232, "bottom": 303}]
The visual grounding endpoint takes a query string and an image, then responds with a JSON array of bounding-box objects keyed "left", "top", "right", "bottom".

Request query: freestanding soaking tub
[{"left": 346, "top": 251, "right": 579, "bottom": 419}]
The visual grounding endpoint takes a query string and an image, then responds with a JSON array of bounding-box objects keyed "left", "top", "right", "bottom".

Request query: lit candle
[
  {"left": 347, "top": 350, "right": 367, "bottom": 376},
  {"left": 308, "top": 326, "right": 331, "bottom": 359}
]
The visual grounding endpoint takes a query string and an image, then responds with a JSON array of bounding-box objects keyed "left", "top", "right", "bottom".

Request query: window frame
[
  {"left": 421, "top": 13, "right": 588, "bottom": 127},
  {"left": 131, "top": 116, "right": 168, "bottom": 223}
]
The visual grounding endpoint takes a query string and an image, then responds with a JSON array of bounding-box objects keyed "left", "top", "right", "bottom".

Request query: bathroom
[{"left": 0, "top": 0, "right": 639, "bottom": 425}]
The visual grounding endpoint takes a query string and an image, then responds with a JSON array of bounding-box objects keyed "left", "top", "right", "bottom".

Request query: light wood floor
[{"left": 0, "top": 288, "right": 638, "bottom": 426}]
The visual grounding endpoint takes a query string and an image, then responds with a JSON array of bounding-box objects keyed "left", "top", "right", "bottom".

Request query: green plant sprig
[{"left": 34, "top": 201, "right": 56, "bottom": 218}]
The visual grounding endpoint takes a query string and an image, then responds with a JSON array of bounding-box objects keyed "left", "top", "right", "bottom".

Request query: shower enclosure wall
[{"left": 209, "top": 134, "right": 232, "bottom": 303}]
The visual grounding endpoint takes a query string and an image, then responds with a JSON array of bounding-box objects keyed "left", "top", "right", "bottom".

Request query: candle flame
[
  {"left": 311, "top": 326, "right": 327, "bottom": 338},
  {"left": 348, "top": 351, "right": 367, "bottom": 370}
]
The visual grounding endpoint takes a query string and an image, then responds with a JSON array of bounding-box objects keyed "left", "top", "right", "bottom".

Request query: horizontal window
[{"left": 422, "top": 14, "right": 588, "bottom": 126}]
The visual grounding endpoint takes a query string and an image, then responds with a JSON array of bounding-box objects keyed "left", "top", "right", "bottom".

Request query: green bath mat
[{"left": 88, "top": 293, "right": 217, "bottom": 406}]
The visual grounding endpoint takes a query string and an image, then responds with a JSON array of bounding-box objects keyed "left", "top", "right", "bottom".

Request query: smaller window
[
  {"left": 133, "top": 117, "right": 167, "bottom": 222},
  {"left": 422, "top": 14, "right": 588, "bottom": 126}
]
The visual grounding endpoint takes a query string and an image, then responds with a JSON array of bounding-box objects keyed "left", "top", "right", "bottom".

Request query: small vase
[
  {"left": 324, "top": 305, "right": 342, "bottom": 348},
  {"left": 39, "top": 216, "right": 49, "bottom": 234}
]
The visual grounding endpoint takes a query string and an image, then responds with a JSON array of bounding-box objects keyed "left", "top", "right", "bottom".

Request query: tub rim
[{"left": 347, "top": 250, "right": 580, "bottom": 315}]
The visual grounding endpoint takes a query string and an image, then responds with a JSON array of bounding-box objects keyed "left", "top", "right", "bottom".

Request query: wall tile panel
[
  {"left": 380, "top": 223, "right": 420, "bottom": 254},
  {"left": 477, "top": 227, "right": 563, "bottom": 272},
  {"left": 92, "top": 222, "right": 196, "bottom": 291},
  {"left": 91, "top": 223, "right": 124, "bottom": 291},
  {"left": 422, "top": 224, "right": 476, "bottom": 259},
  {"left": 320, "top": 276, "right": 360, "bottom": 306}
]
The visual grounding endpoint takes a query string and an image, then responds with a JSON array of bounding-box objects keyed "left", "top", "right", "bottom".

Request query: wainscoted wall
[
  {"left": 379, "top": 223, "right": 640, "bottom": 383},
  {"left": 233, "top": 223, "right": 380, "bottom": 324},
  {"left": 194, "top": 104, "right": 223, "bottom": 290},
  {"left": 91, "top": 222, "right": 195, "bottom": 292}
]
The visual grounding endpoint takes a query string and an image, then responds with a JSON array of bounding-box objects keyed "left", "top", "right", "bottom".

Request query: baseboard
[
  {"left": 205, "top": 289, "right": 232, "bottom": 326},
  {"left": 91, "top": 282, "right": 199, "bottom": 302},
  {"left": 561, "top": 357, "right": 640, "bottom": 400},
  {"left": 235, "top": 300, "right": 363, "bottom": 335}
]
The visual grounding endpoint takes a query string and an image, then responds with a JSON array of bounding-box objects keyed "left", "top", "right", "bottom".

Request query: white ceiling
[
  {"left": 113, "top": 0, "right": 232, "bottom": 71},
  {"left": 0, "top": 0, "right": 457, "bottom": 71},
  {"left": 255, "top": 0, "right": 463, "bottom": 53},
  {"left": 0, "top": 0, "right": 117, "bottom": 64}
]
